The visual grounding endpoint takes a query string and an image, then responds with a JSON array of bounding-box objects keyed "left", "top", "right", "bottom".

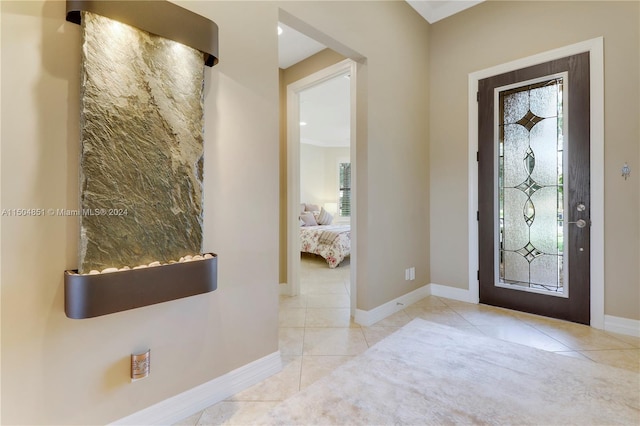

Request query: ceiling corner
[{"left": 406, "top": 0, "right": 485, "bottom": 24}]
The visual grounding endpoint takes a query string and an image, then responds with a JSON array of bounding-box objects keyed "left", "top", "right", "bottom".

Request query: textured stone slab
[{"left": 79, "top": 12, "right": 204, "bottom": 273}]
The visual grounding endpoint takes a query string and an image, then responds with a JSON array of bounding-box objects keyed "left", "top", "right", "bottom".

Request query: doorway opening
[{"left": 285, "top": 58, "right": 357, "bottom": 315}]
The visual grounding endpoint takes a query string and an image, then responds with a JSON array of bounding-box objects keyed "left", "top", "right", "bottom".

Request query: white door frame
[
  {"left": 286, "top": 59, "right": 358, "bottom": 310},
  {"left": 467, "top": 37, "right": 605, "bottom": 329}
]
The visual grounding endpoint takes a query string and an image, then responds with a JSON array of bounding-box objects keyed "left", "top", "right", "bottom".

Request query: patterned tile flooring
[{"left": 176, "top": 255, "right": 640, "bottom": 425}]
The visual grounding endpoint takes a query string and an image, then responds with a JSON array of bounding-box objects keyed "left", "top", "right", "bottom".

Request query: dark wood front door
[{"left": 478, "top": 53, "right": 591, "bottom": 324}]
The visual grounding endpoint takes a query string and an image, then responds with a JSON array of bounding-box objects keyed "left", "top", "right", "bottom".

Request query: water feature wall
[
  {"left": 79, "top": 11, "right": 205, "bottom": 274},
  {"left": 64, "top": 1, "right": 219, "bottom": 318}
]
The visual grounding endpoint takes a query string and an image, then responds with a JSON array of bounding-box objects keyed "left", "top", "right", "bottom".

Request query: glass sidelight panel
[{"left": 496, "top": 74, "right": 567, "bottom": 295}]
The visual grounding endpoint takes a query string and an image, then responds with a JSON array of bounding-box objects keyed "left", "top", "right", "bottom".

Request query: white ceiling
[
  {"left": 278, "top": 22, "right": 326, "bottom": 69},
  {"left": 406, "top": 0, "right": 484, "bottom": 24},
  {"left": 299, "top": 73, "right": 351, "bottom": 148},
  {"left": 279, "top": 0, "right": 484, "bottom": 148}
]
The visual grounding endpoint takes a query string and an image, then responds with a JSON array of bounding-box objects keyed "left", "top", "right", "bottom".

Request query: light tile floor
[{"left": 176, "top": 255, "right": 640, "bottom": 425}]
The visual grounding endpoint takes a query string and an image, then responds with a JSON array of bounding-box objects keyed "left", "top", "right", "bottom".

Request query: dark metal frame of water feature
[
  {"left": 65, "top": 0, "right": 219, "bottom": 66},
  {"left": 65, "top": 254, "right": 217, "bottom": 319}
]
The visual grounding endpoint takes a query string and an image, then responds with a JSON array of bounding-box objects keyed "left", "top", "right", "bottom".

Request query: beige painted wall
[
  {"left": 279, "top": 48, "right": 346, "bottom": 283},
  {"left": 1, "top": 1, "right": 279, "bottom": 424},
  {"left": 300, "top": 144, "right": 350, "bottom": 207},
  {"left": 301, "top": 144, "right": 328, "bottom": 204},
  {"left": 429, "top": 1, "right": 640, "bottom": 319}
]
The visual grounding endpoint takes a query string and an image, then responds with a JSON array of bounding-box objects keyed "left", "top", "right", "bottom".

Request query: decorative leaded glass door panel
[{"left": 478, "top": 53, "right": 590, "bottom": 324}]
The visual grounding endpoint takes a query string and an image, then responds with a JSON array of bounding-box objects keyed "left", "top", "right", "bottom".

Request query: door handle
[{"left": 568, "top": 219, "right": 588, "bottom": 228}]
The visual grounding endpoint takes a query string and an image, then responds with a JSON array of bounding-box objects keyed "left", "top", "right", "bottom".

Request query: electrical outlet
[{"left": 405, "top": 267, "right": 416, "bottom": 281}]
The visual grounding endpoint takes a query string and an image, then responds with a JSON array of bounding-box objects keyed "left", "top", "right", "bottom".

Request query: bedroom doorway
[{"left": 286, "top": 59, "right": 357, "bottom": 314}]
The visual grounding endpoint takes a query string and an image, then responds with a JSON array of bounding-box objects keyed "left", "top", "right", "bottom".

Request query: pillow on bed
[
  {"left": 316, "top": 207, "right": 333, "bottom": 225},
  {"left": 305, "top": 203, "right": 320, "bottom": 212},
  {"left": 300, "top": 211, "right": 318, "bottom": 226}
]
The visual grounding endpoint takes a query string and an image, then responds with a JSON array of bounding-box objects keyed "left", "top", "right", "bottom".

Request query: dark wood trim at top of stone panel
[{"left": 66, "top": 0, "right": 219, "bottom": 66}]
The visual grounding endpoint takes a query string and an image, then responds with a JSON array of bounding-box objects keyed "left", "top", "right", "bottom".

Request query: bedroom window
[{"left": 339, "top": 162, "right": 351, "bottom": 217}]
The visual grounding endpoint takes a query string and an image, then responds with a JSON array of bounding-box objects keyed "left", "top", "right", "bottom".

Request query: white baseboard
[
  {"left": 110, "top": 351, "right": 282, "bottom": 426},
  {"left": 354, "top": 284, "right": 430, "bottom": 326},
  {"left": 429, "top": 282, "right": 479, "bottom": 304},
  {"left": 604, "top": 315, "right": 640, "bottom": 338}
]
